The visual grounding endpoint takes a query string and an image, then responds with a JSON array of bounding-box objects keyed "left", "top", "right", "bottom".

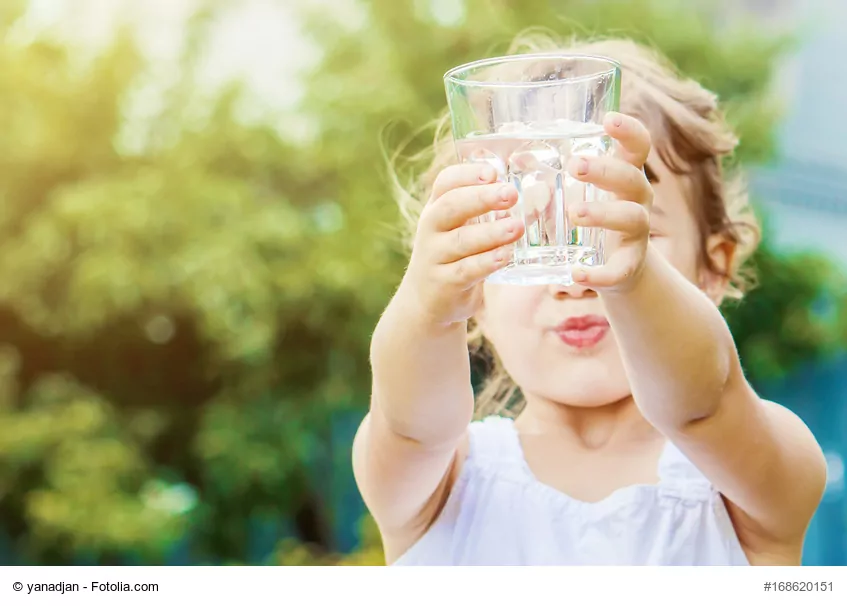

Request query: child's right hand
[{"left": 398, "top": 164, "right": 524, "bottom": 326}]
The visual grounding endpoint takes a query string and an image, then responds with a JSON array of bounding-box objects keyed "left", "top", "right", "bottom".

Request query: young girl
[{"left": 354, "top": 35, "right": 827, "bottom": 565}]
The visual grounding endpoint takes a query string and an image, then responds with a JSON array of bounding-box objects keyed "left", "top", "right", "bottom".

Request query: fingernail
[
  {"left": 480, "top": 167, "right": 496, "bottom": 182},
  {"left": 573, "top": 269, "right": 588, "bottom": 283},
  {"left": 499, "top": 185, "right": 514, "bottom": 201},
  {"left": 575, "top": 205, "right": 588, "bottom": 219},
  {"left": 612, "top": 113, "right": 623, "bottom": 127},
  {"left": 575, "top": 158, "right": 589, "bottom": 176}
]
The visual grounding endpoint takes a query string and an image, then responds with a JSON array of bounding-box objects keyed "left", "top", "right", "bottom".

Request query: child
[{"left": 353, "top": 35, "right": 827, "bottom": 565}]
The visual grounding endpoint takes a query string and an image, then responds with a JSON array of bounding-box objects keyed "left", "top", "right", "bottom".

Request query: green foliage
[
  {"left": 272, "top": 515, "right": 385, "bottom": 566},
  {"left": 0, "top": 0, "right": 842, "bottom": 565},
  {"left": 0, "top": 4, "right": 355, "bottom": 563},
  {"left": 724, "top": 245, "right": 847, "bottom": 381},
  {"left": 0, "top": 346, "right": 183, "bottom": 563}
]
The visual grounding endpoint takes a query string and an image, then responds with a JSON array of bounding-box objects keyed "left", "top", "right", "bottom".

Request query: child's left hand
[{"left": 566, "top": 112, "right": 654, "bottom": 292}]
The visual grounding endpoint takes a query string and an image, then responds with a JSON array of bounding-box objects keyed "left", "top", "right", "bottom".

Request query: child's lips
[{"left": 552, "top": 315, "right": 610, "bottom": 348}]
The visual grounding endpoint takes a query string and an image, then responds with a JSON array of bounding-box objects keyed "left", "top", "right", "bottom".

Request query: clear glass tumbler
[{"left": 444, "top": 53, "right": 621, "bottom": 285}]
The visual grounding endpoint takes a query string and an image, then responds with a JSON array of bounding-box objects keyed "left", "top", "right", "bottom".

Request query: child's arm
[
  {"left": 354, "top": 302, "right": 472, "bottom": 557},
  {"left": 603, "top": 246, "right": 825, "bottom": 547},
  {"left": 353, "top": 165, "right": 523, "bottom": 559},
  {"left": 572, "top": 113, "right": 826, "bottom": 555}
]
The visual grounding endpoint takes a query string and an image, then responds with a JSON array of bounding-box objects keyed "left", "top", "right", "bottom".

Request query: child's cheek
[
  {"left": 652, "top": 235, "right": 699, "bottom": 283},
  {"left": 483, "top": 284, "right": 545, "bottom": 324}
]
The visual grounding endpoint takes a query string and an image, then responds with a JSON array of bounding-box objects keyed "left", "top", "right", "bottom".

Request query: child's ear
[{"left": 699, "top": 234, "right": 736, "bottom": 305}]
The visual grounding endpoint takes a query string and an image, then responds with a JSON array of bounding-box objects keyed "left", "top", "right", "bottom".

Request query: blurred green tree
[
  {"left": 0, "top": 0, "right": 843, "bottom": 565},
  {"left": 0, "top": 1, "right": 359, "bottom": 563}
]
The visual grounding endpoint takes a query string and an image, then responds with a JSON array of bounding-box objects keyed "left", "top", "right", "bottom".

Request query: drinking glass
[{"left": 444, "top": 53, "right": 621, "bottom": 285}]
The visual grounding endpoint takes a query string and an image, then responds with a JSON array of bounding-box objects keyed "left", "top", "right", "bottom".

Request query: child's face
[{"left": 478, "top": 149, "right": 730, "bottom": 408}]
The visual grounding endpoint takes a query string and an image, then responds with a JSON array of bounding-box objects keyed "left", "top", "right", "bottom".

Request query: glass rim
[{"left": 443, "top": 52, "right": 621, "bottom": 88}]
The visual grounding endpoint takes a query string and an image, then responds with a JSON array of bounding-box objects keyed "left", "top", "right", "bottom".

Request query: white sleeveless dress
[{"left": 393, "top": 416, "right": 750, "bottom": 565}]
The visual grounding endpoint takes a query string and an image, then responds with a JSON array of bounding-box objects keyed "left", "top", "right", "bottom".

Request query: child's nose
[{"left": 547, "top": 282, "right": 598, "bottom": 299}]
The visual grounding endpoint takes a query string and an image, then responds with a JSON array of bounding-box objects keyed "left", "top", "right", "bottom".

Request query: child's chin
[{"left": 547, "top": 382, "right": 631, "bottom": 409}]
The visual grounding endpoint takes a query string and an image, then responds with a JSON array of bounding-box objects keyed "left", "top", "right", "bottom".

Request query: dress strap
[
  {"left": 467, "top": 415, "right": 523, "bottom": 467},
  {"left": 657, "top": 441, "right": 706, "bottom": 481}
]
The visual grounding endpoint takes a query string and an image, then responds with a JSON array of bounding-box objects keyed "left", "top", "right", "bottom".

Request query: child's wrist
[
  {"left": 391, "top": 279, "right": 467, "bottom": 335},
  {"left": 599, "top": 244, "right": 657, "bottom": 302}
]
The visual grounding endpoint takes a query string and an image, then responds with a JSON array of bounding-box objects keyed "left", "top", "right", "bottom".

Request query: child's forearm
[
  {"left": 601, "top": 246, "right": 734, "bottom": 430},
  {"left": 369, "top": 285, "right": 475, "bottom": 446}
]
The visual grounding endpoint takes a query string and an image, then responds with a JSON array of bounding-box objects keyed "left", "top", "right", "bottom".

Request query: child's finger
[
  {"left": 567, "top": 155, "right": 653, "bottom": 207},
  {"left": 434, "top": 216, "right": 524, "bottom": 264},
  {"left": 603, "top": 112, "right": 652, "bottom": 168},
  {"left": 429, "top": 164, "right": 498, "bottom": 203},
  {"left": 571, "top": 252, "right": 642, "bottom": 289},
  {"left": 569, "top": 200, "right": 650, "bottom": 239},
  {"left": 437, "top": 245, "right": 513, "bottom": 288},
  {"left": 426, "top": 183, "right": 518, "bottom": 232}
]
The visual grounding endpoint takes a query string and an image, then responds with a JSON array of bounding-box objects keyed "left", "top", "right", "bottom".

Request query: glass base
[{"left": 486, "top": 245, "right": 602, "bottom": 286}]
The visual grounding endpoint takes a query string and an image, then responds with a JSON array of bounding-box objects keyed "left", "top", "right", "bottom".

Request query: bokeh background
[{"left": 0, "top": 0, "right": 845, "bottom": 566}]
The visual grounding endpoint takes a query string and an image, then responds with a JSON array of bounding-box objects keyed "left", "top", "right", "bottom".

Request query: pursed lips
[{"left": 551, "top": 314, "right": 610, "bottom": 348}]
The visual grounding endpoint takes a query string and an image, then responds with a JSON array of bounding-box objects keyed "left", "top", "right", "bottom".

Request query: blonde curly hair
[{"left": 392, "top": 33, "right": 761, "bottom": 419}]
